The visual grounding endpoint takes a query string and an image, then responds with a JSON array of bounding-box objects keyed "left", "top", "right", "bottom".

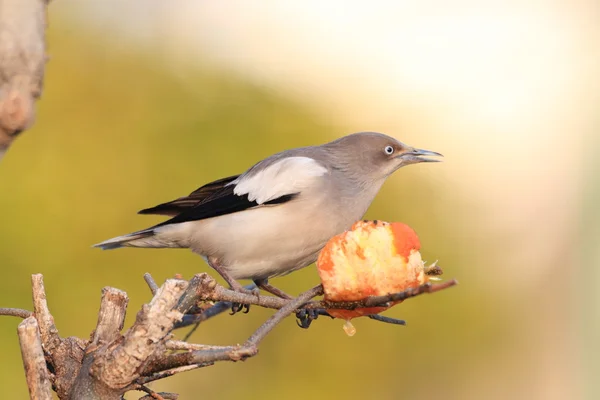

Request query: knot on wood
[{"left": 0, "top": 87, "right": 35, "bottom": 147}]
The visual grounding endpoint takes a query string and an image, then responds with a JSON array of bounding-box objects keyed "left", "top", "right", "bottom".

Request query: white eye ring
[{"left": 384, "top": 145, "right": 394, "bottom": 155}]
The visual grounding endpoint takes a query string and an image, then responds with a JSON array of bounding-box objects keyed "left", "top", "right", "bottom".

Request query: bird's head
[{"left": 325, "top": 132, "right": 443, "bottom": 181}]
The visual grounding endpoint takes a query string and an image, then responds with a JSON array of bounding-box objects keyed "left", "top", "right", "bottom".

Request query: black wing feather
[
  {"left": 139, "top": 173, "right": 299, "bottom": 228},
  {"left": 138, "top": 175, "right": 241, "bottom": 216},
  {"left": 152, "top": 187, "right": 298, "bottom": 228}
]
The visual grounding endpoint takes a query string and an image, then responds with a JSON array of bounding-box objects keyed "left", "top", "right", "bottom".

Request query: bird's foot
[
  {"left": 206, "top": 258, "right": 257, "bottom": 314},
  {"left": 229, "top": 302, "right": 248, "bottom": 314},
  {"left": 229, "top": 284, "right": 259, "bottom": 315},
  {"left": 295, "top": 308, "right": 321, "bottom": 329}
]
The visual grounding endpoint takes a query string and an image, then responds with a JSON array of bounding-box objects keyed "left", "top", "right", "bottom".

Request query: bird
[{"left": 94, "top": 132, "right": 442, "bottom": 299}]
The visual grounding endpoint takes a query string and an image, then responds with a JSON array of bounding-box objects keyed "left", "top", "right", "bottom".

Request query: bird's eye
[{"left": 384, "top": 145, "right": 395, "bottom": 155}]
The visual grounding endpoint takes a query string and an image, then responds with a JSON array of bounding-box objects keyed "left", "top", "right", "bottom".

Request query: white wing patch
[{"left": 231, "top": 157, "right": 328, "bottom": 204}]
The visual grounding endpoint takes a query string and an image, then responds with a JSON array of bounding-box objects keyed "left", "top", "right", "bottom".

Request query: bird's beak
[{"left": 396, "top": 147, "right": 443, "bottom": 164}]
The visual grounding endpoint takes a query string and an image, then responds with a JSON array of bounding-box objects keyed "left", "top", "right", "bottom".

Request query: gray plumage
[{"left": 94, "top": 132, "right": 442, "bottom": 290}]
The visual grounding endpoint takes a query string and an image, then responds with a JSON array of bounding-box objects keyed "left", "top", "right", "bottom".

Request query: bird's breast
[{"left": 187, "top": 196, "right": 342, "bottom": 279}]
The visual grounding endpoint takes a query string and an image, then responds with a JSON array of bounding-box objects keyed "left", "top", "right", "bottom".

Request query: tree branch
[
  {"left": 30, "top": 274, "right": 86, "bottom": 399},
  {"left": 90, "top": 287, "right": 128, "bottom": 348},
  {"left": 136, "top": 385, "right": 179, "bottom": 400},
  {"left": 141, "top": 284, "right": 324, "bottom": 376},
  {"left": 0, "top": 307, "right": 33, "bottom": 318},
  {"left": 18, "top": 316, "right": 53, "bottom": 400},
  {"left": 143, "top": 273, "right": 159, "bottom": 295},
  {"left": 247, "top": 284, "right": 323, "bottom": 345},
  {"left": 31, "top": 273, "right": 61, "bottom": 353},
  {"left": 179, "top": 274, "right": 457, "bottom": 312},
  {"left": 320, "top": 279, "right": 459, "bottom": 309},
  {"left": 5, "top": 271, "right": 456, "bottom": 399},
  {"left": 0, "top": 0, "right": 51, "bottom": 160}
]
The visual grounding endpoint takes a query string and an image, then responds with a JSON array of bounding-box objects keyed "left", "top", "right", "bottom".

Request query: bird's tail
[{"left": 93, "top": 229, "right": 158, "bottom": 250}]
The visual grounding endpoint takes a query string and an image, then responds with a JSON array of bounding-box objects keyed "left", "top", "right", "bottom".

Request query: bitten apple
[{"left": 317, "top": 220, "right": 434, "bottom": 328}]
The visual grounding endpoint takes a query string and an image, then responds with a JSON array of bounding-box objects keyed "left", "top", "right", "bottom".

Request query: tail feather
[{"left": 93, "top": 230, "right": 156, "bottom": 250}]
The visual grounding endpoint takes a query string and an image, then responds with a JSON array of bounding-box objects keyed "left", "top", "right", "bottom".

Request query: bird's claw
[
  {"left": 229, "top": 286, "right": 259, "bottom": 315},
  {"left": 296, "top": 308, "right": 320, "bottom": 329},
  {"left": 229, "top": 302, "right": 249, "bottom": 315}
]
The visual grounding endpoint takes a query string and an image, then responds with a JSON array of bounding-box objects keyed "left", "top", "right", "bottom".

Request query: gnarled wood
[
  {"left": 0, "top": 0, "right": 50, "bottom": 160},
  {"left": 17, "top": 316, "right": 52, "bottom": 400}
]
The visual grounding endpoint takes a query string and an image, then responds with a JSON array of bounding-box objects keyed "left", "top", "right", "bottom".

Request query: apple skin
[{"left": 317, "top": 220, "right": 429, "bottom": 320}]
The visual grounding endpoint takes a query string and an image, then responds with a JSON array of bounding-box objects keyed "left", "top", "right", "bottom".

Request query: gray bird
[{"left": 94, "top": 132, "right": 442, "bottom": 297}]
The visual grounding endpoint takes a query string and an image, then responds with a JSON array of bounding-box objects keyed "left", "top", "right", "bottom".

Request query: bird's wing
[
  {"left": 233, "top": 156, "right": 328, "bottom": 203},
  {"left": 150, "top": 156, "right": 328, "bottom": 227},
  {"left": 138, "top": 175, "right": 240, "bottom": 216}
]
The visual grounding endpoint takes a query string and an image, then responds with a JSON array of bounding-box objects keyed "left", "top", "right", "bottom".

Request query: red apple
[{"left": 317, "top": 220, "right": 431, "bottom": 324}]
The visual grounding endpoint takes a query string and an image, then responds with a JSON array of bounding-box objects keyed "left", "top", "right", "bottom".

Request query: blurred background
[{"left": 1, "top": 1, "right": 598, "bottom": 399}]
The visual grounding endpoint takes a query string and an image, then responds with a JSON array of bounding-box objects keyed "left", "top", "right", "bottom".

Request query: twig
[
  {"left": 320, "top": 279, "right": 459, "bottom": 309},
  {"left": 141, "top": 345, "right": 251, "bottom": 377},
  {"left": 135, "top": 384, "right": 178, "bottom": 400},
  {"left": 0, "top": 307, "right": 33, "bottom": 319},
  {"left": 139, "top": 393, "right": 179, "bottom": 400},
  {"left": 165, "top": 340, "right": 231, "bottom": 352},
  {"left": 136, "top": 365, "right": 206, "bottom": 385},
  {"left": 186, "top": 275, "right": 457, "bottom": 312},
  {"left": 142, "top": 284, "right": 324, "bottom": 376},
  {"left": 246, "top": 285, "right": 323, "bottom": 346},
  {"left": 143, "top": 273, "right": 159, "bottom": 295},
  {"left": 176, "top": 302, "right": 233, "bottom": 328},
  {"left": 18, "top": 317, "right": 53, "bottom": 400},
  {"left": 367, "top": 315, "right": 406, "bottom": 325},
  {"left": 175, "top": 283, "right": 257, "bottom": 337}
]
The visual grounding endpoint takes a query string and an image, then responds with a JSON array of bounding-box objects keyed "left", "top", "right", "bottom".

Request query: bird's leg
[
  {"left": 207, "top": 257, "right": 254, "bottom": 314},
  {"left": 253, "top": 278, "right": 292, "bottom": 299}
]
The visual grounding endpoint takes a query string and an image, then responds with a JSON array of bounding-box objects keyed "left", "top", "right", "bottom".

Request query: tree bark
[
  {"left": 0, "top": 0, "right": 50, "bottom": 161},
  {"left": 1, "top": 272, "right": 456, "bottom": 398},
  {"left": 17, "top": 316, "right": 53, "bottom": 400}
]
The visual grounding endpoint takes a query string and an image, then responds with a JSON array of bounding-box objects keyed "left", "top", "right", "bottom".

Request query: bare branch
[
  {"left": 143, "top": 273, "right": 159, "bottom": 295},
  {"left": 69, "top": 286, "right": 129, "bottom": 398},
  {"left": 367, "top": 314, "right": 406, "bottom": 325},
  {"left": 136, "top": 365, "right": 205, "bottom": 385},
  {"left": 246, "top": 284, "right": 323, "bottom": 346},
  {"left": 173, "top": 273, "right": 212, "bottom": 314},
  {"left": 141, "top": 345, "right": 250, "bottom": 378},
  {"left": 136, "top": 385, "right": 178, "bottom": 400},
  {"left": 0, "top": 0, "right": 51, "bottom": 160},
  {"left": 185, "top": 275, "right": 458, "bottom": 314},
  {"left": 0, "top": 307, "right": 33, "bottom": 319},
  {"left": 142, "top": 284, "right": 324, "bottom": 376},
  {"left": 197, "top": 280, "right": 287, "bottom": 309},
  {"left": 31, "top": 274, "right": 60, "bottom": 353},
  {"left": 165, "top": 340, "right": 231, "bottom": 352},
  {"left": 9, "top": 271, "right": 456, "bottom": 399},
  {"left": 94, "top": 279, "right": 188, "bottom": 389},
  {"left": 175, "top": 285, "right": 257, "bottom": 331},
  {"left": 90, "top": 287, "right": 128, "bottom": 347},
  {"left": 175, "top": 301, "right": 232, "bottom": 338},
  {"left": 320, "top": 279, "right": 459, "bottom": 310},
  {"left": 17, "top": 316, "right": 53, "bottom": 400},
  {"left": 139, "top": 394, "right": 179, "bottom": 400}
]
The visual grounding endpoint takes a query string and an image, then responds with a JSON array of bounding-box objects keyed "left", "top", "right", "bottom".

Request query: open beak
[{"left": 397, "top": 147, "right": 443, "bottom": 164}]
